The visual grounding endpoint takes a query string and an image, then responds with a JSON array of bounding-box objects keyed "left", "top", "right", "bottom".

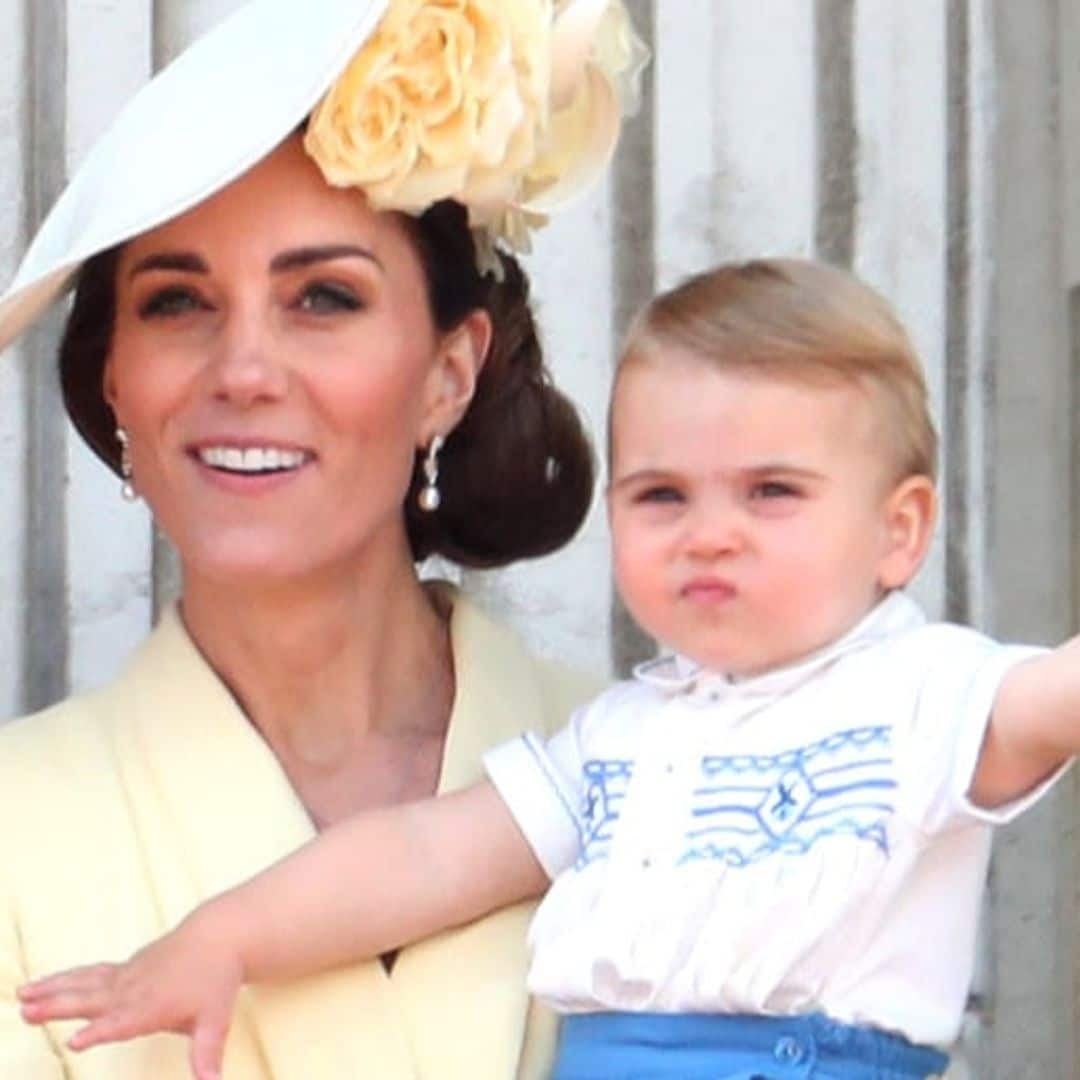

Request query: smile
[{"left": 195, "top": 446, "right": 313, "bottom": 475}]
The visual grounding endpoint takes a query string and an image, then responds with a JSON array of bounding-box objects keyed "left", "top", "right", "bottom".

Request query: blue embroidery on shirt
[
  {"left": 680, "top": 726, "right": 895, "bottom": 866},
  {"left": 576, "top": 759, "right": 633, "bottom": 867},
  {"left": 570, "top": 727, "right": 895, "bottom": 871}
]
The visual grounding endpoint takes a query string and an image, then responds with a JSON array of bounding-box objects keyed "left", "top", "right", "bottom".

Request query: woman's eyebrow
[
  {"left": 128, "top": 252, "right": 208, "bottom": 279},
  {"left": 270, "top": 245, "right": 383, "bottom": 273},
  {"left": 126, "top": 245, "right": 383, "bottom": 280}
]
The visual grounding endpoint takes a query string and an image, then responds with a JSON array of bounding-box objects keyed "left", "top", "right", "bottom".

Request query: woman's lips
[{"left": 186, "top": 441, "right": 316, "bottom": 495}]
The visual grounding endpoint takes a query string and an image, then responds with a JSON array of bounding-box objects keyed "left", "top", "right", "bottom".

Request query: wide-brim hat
[{"left": 0, "top": 0, "right": 647, "bottom": 358}]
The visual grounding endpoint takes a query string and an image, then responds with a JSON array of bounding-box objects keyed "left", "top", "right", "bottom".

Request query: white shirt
[{"left": 484, "top": 593, "right": 1064, "bottom": 1048}]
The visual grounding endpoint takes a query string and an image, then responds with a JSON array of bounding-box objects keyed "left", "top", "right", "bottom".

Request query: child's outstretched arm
[
  {"left": 18, "top": 780, "right": 546, "bottom": 1080},
  {"left": 971, "top": 637, "right": 1080, "bottom": 807}
]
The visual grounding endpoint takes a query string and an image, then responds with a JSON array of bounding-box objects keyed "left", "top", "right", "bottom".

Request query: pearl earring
[
  {"left": 418, "top": 435, "right": 445, "bottom": 513},
  {"left": 116, "top": 427, "right": 138, "bottom": 502}
]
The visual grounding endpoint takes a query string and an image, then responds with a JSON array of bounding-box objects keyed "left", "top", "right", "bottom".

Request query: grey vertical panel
[
  {"left": 814, "top": 0, "right": 856, "bottom": 268},
  {"left": 945, "top": 0, "right": 974, "bottom": 626},
  {"left": 22, "top": 0, "right": 69, "bottom": 712},
  {"left": 610, "top": 0, "right": 656, "bottom": 676},
  {"left": 1068, "top": 282, "right": 1080, "bottom": 1067},
  {"left": 984, "top": 0, "right": 1077, "bottom": 1076},
  {"left": 944, "top": 9, "right": 992, "bottom": 1075},
  {"left": 0, "top": 0, "right": 29, "bottom": 721}
]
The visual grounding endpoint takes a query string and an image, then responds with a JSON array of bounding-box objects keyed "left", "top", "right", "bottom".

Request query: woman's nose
[{"left": 208, "top": 308, "right": 288, "bottom": 405}]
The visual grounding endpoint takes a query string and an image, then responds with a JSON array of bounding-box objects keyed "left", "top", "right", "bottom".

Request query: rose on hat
[{"left": 305, "top": 0, "right": 649, "bottom": 260}]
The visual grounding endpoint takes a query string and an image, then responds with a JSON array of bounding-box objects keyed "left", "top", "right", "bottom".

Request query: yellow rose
[
  {"left": 306, "top": 0, "right": 551, "bottom": 220},
  {"left": 519, "top": 0, "right": 649, "bottom": 217},
  {"left": 303, "top": 0, "right": 648, "bottom": 257}
]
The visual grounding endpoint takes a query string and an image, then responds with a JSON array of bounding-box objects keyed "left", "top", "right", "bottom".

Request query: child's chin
[{"left": 707, "top": 643, "right": 813, "bottom": 681}]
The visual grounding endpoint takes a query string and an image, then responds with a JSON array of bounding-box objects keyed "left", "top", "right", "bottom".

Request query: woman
[{"left": 0, "top": 0, "right": 646, "bottom": 1076}]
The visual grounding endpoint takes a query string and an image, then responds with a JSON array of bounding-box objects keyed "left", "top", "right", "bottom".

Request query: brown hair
[
  {"left": 59, "top": 200, "right": 594, "bottom": 568},
  {"left": 621, "top": 258, "right": 938, "bottom": 482}
]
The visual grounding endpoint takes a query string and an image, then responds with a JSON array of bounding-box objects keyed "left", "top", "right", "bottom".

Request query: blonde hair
[{"left": 621, "top": 258, "right": 938, "bottom": 482}]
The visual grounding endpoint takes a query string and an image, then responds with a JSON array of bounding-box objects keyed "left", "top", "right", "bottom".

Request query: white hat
[{"left": 0, "top": 0, "right": 648, "bottom": 355}]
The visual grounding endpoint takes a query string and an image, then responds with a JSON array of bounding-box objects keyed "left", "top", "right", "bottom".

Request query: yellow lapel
[
  {"left": 390, "top": 588, "right": 550, "bottom": 1080},
  {"left": 111, "top": 588, "right": 549, "bottom": 1079}
]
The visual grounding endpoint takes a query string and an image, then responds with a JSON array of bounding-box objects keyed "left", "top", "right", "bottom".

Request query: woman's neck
[{"left": 177, "top": 556, "right": 455, "bottom": 783}]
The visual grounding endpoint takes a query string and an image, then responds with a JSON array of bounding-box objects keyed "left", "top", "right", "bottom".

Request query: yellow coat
[{"left": 0, "top": 590, "right": 596, "bottom": 1079}]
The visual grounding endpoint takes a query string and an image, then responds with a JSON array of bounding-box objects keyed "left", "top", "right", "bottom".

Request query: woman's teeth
[{"left": 197, "top": 447, "right": 309, "bottom": 473}]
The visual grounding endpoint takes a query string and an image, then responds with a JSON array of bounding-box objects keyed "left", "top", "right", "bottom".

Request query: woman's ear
[
  {"left": 420, "top": 309, "right": 492, "bottom": 445},
  {"left": 103, "top": 357, "right": 120, "bottom": 416},
  {"left": 877, "top": 474, "right": 937, "bottom": 590}
]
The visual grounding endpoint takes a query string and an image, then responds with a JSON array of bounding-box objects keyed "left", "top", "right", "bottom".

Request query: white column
[
  {"left": 63, "top": 0, "right": 155, "bottom": 693},
  {"left": 655, "top": 0, "right": 817, "bottom": 290},
  {"left": 852, "top": 1, "right": 949, "bottom": 616}
]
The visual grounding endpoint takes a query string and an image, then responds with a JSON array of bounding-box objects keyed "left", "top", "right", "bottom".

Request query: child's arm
[
  {"left": 970, "top": 637, "right": 1080, "bottom": 807},
  {"left": 19, "top": 780, "right": 546, "bottom": 1080}
]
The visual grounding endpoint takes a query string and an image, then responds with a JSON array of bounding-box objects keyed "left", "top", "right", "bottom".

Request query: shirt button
[{"left": 773, "top": 1036, "right": 804, "bottom": 1064}]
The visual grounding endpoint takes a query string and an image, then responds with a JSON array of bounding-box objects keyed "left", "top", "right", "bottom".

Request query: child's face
[{"left": 607, "top": 352, "right": 929, "bottom": 677}]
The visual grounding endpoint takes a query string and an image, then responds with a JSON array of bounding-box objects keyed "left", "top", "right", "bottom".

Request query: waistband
[{"left": 552, "top": 1011, "right": 949, "bottom": 1080}]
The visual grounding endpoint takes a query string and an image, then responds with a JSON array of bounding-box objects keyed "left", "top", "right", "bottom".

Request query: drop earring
[
  {"left": 116, "top": 427, "right": 138, "bottom": 502},
  {"left": 418, "top": 435, "right": 444, "bottom": 512}
]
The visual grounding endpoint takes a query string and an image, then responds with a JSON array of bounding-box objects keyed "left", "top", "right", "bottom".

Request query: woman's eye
[
  {"left": 296, "top": 282, "right": 363, "bottom": 314},
  {"left": 751, "top": 481, "right": 800, "bottom": 500},
  {"left": 139, "top": 287, "right": 204, "bottom": 319}
]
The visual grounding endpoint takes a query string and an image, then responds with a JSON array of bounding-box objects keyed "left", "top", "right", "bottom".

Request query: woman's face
[{"left": 106, "top": 135, "right": 483, "bottom": 587}]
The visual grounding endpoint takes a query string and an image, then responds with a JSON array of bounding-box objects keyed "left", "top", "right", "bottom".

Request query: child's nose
[{"left": 684, "top": 506, "right": 743, "bottom": 558}]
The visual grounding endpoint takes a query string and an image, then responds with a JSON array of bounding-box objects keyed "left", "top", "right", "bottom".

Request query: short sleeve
[
  {"left": 483, "top": 711, "right": 589, "bottom": 879},
  {"left": 897, "top": 627, "right": 1060, "bottom": 832}
]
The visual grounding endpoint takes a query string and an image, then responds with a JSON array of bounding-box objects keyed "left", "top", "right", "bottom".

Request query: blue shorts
[{"left": 551, "top": 1011, "right": 949, "bottom": 1080}]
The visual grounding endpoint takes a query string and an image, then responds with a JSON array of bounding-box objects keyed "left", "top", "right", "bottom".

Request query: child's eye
[
  {"left": 296, "top": 282, "right": 363, "bottom": 314},
  {"left": 636, "top": 485, "right": 685, "bottom": 504},
  {"left": 751, "top": 481, "right": 800, "bottom": 500},
  {"left": 139, "top": 287, "right": 206, "bottom": 319}
]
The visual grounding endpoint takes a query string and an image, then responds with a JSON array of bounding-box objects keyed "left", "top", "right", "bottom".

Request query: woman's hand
[{"left": 17, "top": 914, "right": 241, "bottom": 1080}]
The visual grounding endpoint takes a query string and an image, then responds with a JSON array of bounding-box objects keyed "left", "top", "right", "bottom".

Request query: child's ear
[
  {"left": 877, "top": 474, "right": 937, "bottom": 590},
  {"left": 419, "top": 309, "right": 492, "bottom": 446}
]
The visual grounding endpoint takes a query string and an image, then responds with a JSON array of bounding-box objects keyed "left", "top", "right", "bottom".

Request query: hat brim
[{"left": 0, "top": 0, "right": 390, "bottom": 354}]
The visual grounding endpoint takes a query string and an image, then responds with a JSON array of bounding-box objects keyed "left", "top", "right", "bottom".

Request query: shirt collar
[{"left": 633, "top": 590, "right": 926, "bottom": 703}]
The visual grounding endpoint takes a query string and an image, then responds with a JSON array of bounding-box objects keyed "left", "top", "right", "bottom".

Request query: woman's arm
[
  {"left": 20, "top": 779, "right": 546, "bottom": 1080},
  {"left": 970, "top": 639, "right": 1080, "bottom": 807}
]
